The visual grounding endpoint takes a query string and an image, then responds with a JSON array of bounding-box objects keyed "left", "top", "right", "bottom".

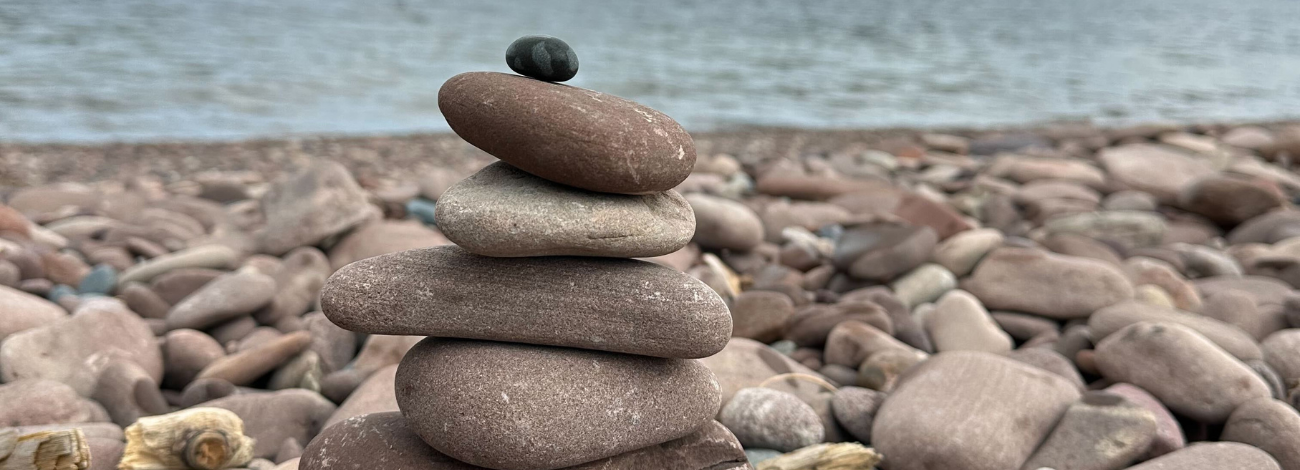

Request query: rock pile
[{"left": 305, "top": 46, "right": 747, "bottom": 469}]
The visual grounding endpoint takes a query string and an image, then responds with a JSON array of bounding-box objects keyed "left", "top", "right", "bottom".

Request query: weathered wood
[
  {"left": 757, "top": 443, "right": 883, "bottom": 470},
  {"left": 118, "top": 408, "right": 253, "bottom": 470},
  {"left": 0, "top": 428, "right": 90, "bottom": 470}
]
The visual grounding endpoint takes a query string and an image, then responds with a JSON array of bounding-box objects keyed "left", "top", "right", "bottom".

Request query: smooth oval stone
[
  {"left": 323, "top": 364, "right": 398, "bottom": 431},
  {"left": 1126, "top": 442, "right": 1281, "bottom": 470},
  {"left": 1089, "top": 301, "right": 1263, "bottom": 361},
  {"left": 700, "top": 338, "right": 825, "bottom": 406},
  {"left": 831, "top": 223, "right": 937, "bottom": 281},
  {"left": 871, "top": 351, "right": 1081, "bottom": 470},
  {"left": 963, "top": 247, "right": 1134, "bottom": 319},
  {"left": 718, "top": 387, "right": 822, "bottom": 452},
  {"left": 1222, "top": 398, "right": 1300, "bottom": 470},
  {"left": 926, "top": 290, "right": 1012, "bottom": 353},
  {"left": 196, "top": 331, "right": 313, "bottom": 386},
  {"left": 257, "top": 160, "right": 380, "bottom": 255},
  {"left": 0, "top": 284, "right": 66, "bottom": 342},
  {"left": 162, "top": 329, "right": 226, "bottom": 390},
  {"left": 436, "top": 162, "right": 694, "bottom": 257},
  {"left": 0, "top": 379, "right": 110, "bottom": 427},
  {"left": 321, "top": 246, "right": 730, "bottom": 359},
  {"left": 302, "top": 413, "right": 748, "bottom": 470},
  {"left": 327, "top": 220, "right": 450, "bottom": 271},
  {"left": 439, "top": 72, "right": 695, "bottom": 194},
  {"left": 203, "top": 389, "right": 337, "bottom": 460},
  {"left": 1262, "top": 329, "right": 1300, "bottom": 382},
  {"left": 506, "top": 35, "right": 578, "bottom": 82},
  {"left": 1095, "top": 322, "right": 1271, "bottom": 423},
  {"left": 116, "top": 244, "right": 238, "bottom": 287},
  {"left": 729, "top": 291, "right": 795, "bottom": 344},
  {"left": 830, "top": 386, "right": 886, "bottom": 443},
  {"left": 166, "top": 270, "right": 277, "bottom": 331},
  {"left": 1020, "top": 391, "right": 1158, "bottom": 470},
  {"left": 395, "top": 338, "right": 722, "bottom": 470},
  {"left": 1105, "top": 383, "right": 1185, "bottom": 458},
  {"left": 77, "top": 264, "right": 117, "bottom": 295},
  {"left": 686, "top": 193, "right": 765, "bottom": 252}
]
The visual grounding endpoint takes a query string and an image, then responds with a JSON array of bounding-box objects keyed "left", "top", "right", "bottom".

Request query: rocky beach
[{"left": 5, "top": 48, "right": 1300, "bottom": 469}]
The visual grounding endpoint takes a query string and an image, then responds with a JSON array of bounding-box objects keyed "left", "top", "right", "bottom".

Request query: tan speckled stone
[
  {"left": 321, "top": 246, "right": 730, "bottom": 359},
  {"left": 395, "top": 339, "right": 722, "bottom": 470},
  {"left": 436, "top": 162, "right": 694, "bottom": 258}
]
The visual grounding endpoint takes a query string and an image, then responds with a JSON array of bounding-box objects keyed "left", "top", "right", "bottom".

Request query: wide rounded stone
[
  {"left": 718, "top": 387, "right": 823, "bottom": 452},
  {"left": 0, "top": 379, "right": 109, "bottom": 427},
  {"left": 1020, "top": 391, "right": 1158, "bottom": 470},
  {"left": 327, "top": 220, "right": 449, "bottom": 270},
  {"left": 1, "top": 299, "right": 162, "bottom": 396},
  {"left": 830, "top": 386, "right": 885, "bottom": 443},
  {"left": 1094, "top": 322, "right": 1271, "bottom": 423},
  {"left": 832, "top": 222, "right": 937, "bottom": 281},
  {"left": 1263, "top": 329, "right": 1300, "bottom": 382},
  {"left": 395, "top": 338, "right": 721, "bottom": 470},
  {"left": 166, "top": 270, "right": 277, "bottom": 331},
  {"left": 700, "top": 338, "right": 824, "bottom": 406},
  {"left": 257, "top": 160, "right": 380, "bottom": 255},
  {"left": 871, "top": 351, "right": 1081, "bottom": 470},
  {"left": 962, "top": 247, "right": 1134, "bottom": 319},
  {"left": 931, "top": 228, "right": 1004, "bottom": 276},
  {"left": 1180, "top": 175, "right": 1285, "bottom": 226},
  {"left": 1105, "top": 383, "right": 1185, "bottom": 458},
  {"left": 1126, "top": 442, "right": 1281, "bottom": 470},
  {"left": 1222, "top": 398, "right": 1300, "bottom": 470},
  {"left": 197, "top": 331, "right": 313, "bottom": 386},
  {"left": 0, "top": 284, "right": 66, "bottom": 342},
  {"left": 258, "top": 247, "right": 331, "bottom": 324},
  {"left": 440, "top": 72, "right": 695, "bottom": 194},
  {"left": 321, "top": 246, "right": 730, "bottom": 359},
  {"left": 506, "top": 35, "right": 579, "bottom": 82},
  {"left": 686, "top": 193, "right": 764, "bottom": 252},
  {"left": 302, "top": 413, "right": 748, "bottom": 470},
  {"left": 1099, "top": 143, "right": 1216, "bottom": 203},
  {"left": 436, "top": 162, "right": 694, "bottom": 257},
  {"left": 323, "top": 364, "right": 398, "bottom": 431},
  {"left": 203, "top": 389, "right": 337, "bottom": 459},
  {"left": 823, "top": 321, "right": 922, "bottom": 369},
  {"left": 1089, "top": 301, "right": 1263, "bottom": 361},
  {"left": 730, "top": 290, "right": 795, "bottom": 343},
  {"left": 116, "top": 244, "right": 238, "bottom": 287},
  {"left": 162, "top": 329, "right": 226, "bottom": 390},
  {"left": 925, "top": 290, "right": 1012, "bottom": 353}
]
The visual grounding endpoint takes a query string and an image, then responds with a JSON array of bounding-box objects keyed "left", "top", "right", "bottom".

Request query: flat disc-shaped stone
[
  {"left": 436, "top": 162, "right": 694, "bottom": 257},
  {"left": 506, "top": 35, "right": 578, "bottom": 82},
  {"left": 395, "top": 338, "right": 722, "bottom": 470},
  {"left": 319, "top": 245, "right": 731, "bottom": 359}
]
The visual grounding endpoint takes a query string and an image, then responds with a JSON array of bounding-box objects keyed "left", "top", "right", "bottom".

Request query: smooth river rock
[
  {"left": 321, "top": 246, "right": 730, "bottom": 359},
  {"left": 436, "top": 162, "right": 694, "bottom": 257},
  {"left": 257, "top": 160, "right": 380, "bottom": 255},
  {"left": 1094, "top": 322, "right": 1271, "bottom": 423},
  {"left": 505, "top": 35, "right": 579, "bottom": 82},
  {"left": 1126, "top": 442, "right": 1281, "bottom": 470},
  {"left": 871, "top": 351, "right": 1081, "bottom": 470},
  {"left": 166, "top": 269, "right": 277, "bottom": 331},
  {"left": 0, "top": 284, "right": 65, "bottom": 342},
  {"left": 686, "top": 193, "right": 765, "bottom": 252},
  {"left": 395, "top": 338, "right": 721, "bottom": 470},
  {"left": 1222, "top": 398, "right": 1300, "bottom": 470},
  {"left": 963, "top": 247, "right": 1134, "bottom": 319},
  {"left": 439, "top": 72, "right": 695, "bottom": 194},
  {"left": 718, "top": 387, "right": 823, "bottom": 452},
  {"left": 1089, "top": 301, "right": 1263, "bottom": 361}
]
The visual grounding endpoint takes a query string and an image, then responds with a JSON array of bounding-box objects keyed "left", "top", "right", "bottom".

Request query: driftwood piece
[
  {"left": 757, "top": 443, "right": 883, "bottom": 470},
  {"left": 118, "top": 408, "right": 254, "bottom": 470},
  {"left": 0, "top": 428, "right": 91, "bottom": 470}
]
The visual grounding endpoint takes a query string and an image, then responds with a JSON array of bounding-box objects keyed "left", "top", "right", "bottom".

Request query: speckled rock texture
[
  {"left": 395, "top": 338, "right": 722, "bottom": 470},
  {"left": 439, "top": 72, "right": 695, "bottom": 194},
  {"left": 321, "top": 245, "right": 731, "bottom": 359},
  {"left": 436, "top": 162, "right": 695, "bottom": 257}
]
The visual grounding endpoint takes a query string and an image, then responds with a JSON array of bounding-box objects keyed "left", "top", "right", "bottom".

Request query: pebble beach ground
[{"left": 5, "top": 106, "right": 1300, "bottom": 469}]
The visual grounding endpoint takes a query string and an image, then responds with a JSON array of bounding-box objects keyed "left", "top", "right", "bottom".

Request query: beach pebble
[
  {"left": 686, "top": 193, "right": 765, "bottom": 252},
  {"left": 151, "top": 267, "right": 223, "bottom": 304},
  {"left": 323, "top": 364, "right": 398, "bottom": 430},
  {"left": 257, "top": 160, "right": 380, "bottom": 255},
  {"left": 1222, "top": 398, "right": 1300, "bottom": 470},
  {"left": 1089, "top": 300, "right": 1263, "bottom": 361},
  {"left": 1020, "top": 391, "right": 1158, "bottom": 470},
  {"left": 1104, "top": 383, "right": 1185, "bottom": 458},
  {"left": 1262, "top": 329, "right": 1300, "bottom": 383},
  {"left": 322, "top": 246, "right": 729, "bottom": 359},
  {"left": 962, "top": 247, "right": 1134, "bottom": 319},
  {"left": 302, "top": 312, "right": 356, "bottom": 374},
  {"left": 1099, "top": 143, "right": 1216, "bottom": 203},
  {"left": 0, "top": 284, "right": 65, "bottom": 342},
  {"left": 1180, "top": 175, "right": 1285, "bottom": 226},
  {"left": 395, "top": 338, "right": 721, "bottom": 470},
  {"left": 871, "top": 351, "right": 1080, "bottom": 470},
  {"left": 257, "top": 247, "right": 330, "bottom": 324},
  {"left": 930, "top": 227, "right": 1004, "bottom": 276},
  {"left": 166, "top": 270, "right": 277, "bottom": 331},
  {"left": 162, "top": 329, "right": 226, "bottom": 390},
  {"left": 91, "top": 359, "right": 168, "bottom": 426},
  {"left": 440, "top": 72, "right": 694, "bottom": 194},
  {"left": 1123, "top": 256, "right": 1203, "bottom": 312},
  {"left": 0, "top": 379, "right": 109, "bottom": 427},
  {"left": 203, "top": 389, "right": 337, "bottom": 459},
  {"left": 179, "top": 377, "right": 238, "bottom": 408},
  {"left": 729, "top": 290, "right": 795, "bottom": 343},
  {"left": 925, "top": 290, "right": 1012, "bottom": 353},
  {"left": 785, "top": 301, "right": 893, "bottom": 348},
  {"left": 116, "top": 244, "right": 237, "bottom": 287},
  {"left": 436, "top": 162, "right": 694, "bottom": 257},
  {"left": 1041, "top": 210, "right": 1168, "bottom": 249},
  {"left": 700, "top": 338, "right": 824, "bottom": 405},
  {"left": 196, "top": 331, "right": 312, "bottom": 386},
  {"left": 505, "top": 35, "right": 579, "bottom": 82},
  {"left": 120, "top": 282, "right": 169, "bottom": 319},
  {"left": 1095, "top": 322, "right": 1271, "bottom": 423},
  {"left": 1005, "top": 348, "right": 1085, "bottom": 389},
  {"left": 0, "top": 299, "right": 161, "bottom": 396},
  {"left": 1125, "top": 442, "right": 1281, "bottom": 470},
  {"left": 718, "top": 387, "right": 823, "bottom": 452},
  {"left": 327, "top": 219, "right": 449, "bottom": 270},
  {"left": 832, "top": 223, "right": 937, "bottom": 281},
  {"left": 829, "top": 386, "right": 885, "bottom": 443},
  {"left": 77, "top": 263, "right": 116, "bottom": 295}
]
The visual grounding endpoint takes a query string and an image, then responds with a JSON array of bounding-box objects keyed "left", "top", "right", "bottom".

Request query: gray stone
[
  {"left": 1262, "top": 329, "right": 1300, "bottom": 382},
  {"left": 323, "top": 364, "right": 398, "bottom": 431},
  {"left": 116, "top": 245, "right": 237, "bottom": 287},
  {"left": 167, "top": 270, "right": 277, "bottom": 331},
  {"left": 1089, "top": 301, "right": 1263, "bottom": 361},
  {"left": 930, "top": 228, "right": 1004, "bottom": 276},
  {"left": 91, "top": 359, "right": 168, "bottom": 426},
  {"left": 963, "top": 247, "right": 1134, "bottom": 319},
  {"left": 1222, "top": 398, "right": 1300, "bottom": 470},
  {"left": 832, "top": 223, "right": 937, "bottom": 281},
  {"left": 730, "top": 290, "right": 795, "bottom": 343},
  {"left": 321, "top": 246, "right": 730, "bottom": 359},
  {"left": 890, "top": 263, "right": 957, "bottom": 308},
  {"left": 326, "top": 220, "right": 450, "bottom": 271},
  {"left": 1020, "top": 391, "right": 1158, "bottom": 470},
  {"left": 257, "top": 160, "right": 380, "bottom": 255},
  {"left": 203, "top": 389, "right": 337, "bottom": 459},
  {"left": 0, "top": 284, "right": 65, "bottom": 342},
  {"left": 1099, "top": 144, "right": 1216, "bottom": 203},
  {"left": 1104, "top": 383, "right": 1185, "bottom": 458},
  {"left": 505, "top": 35, "right": 579, "bottom": 82},
  {"left": 395, "top": 338, "right": 721, "bottom": 470},
  {"left": 1125, "top": 442, "right": 1281, "bottom": 470},
  {"left": 830, "top": 386, "right": 884, "bottom": 443},
  {"left": 0, "top": 379, "right": 109, "bottom": 427},
  {"left": 197, "top": 331, "right": 313, "bottom": 386},
  {"left": 719, "top": 387, "right": 823, "bottom": 452},
  {"left": 436, "top": 162, "right": 694, "bottom": 257},
  {"left": 687, "top": 193, "right": 765, "bottom": 252},
  {"left": 256, "top": 247, "right": 330, "bottom": 325},
  {"left": 926, "top": 290, "right": 1013, "bottom": 353}
]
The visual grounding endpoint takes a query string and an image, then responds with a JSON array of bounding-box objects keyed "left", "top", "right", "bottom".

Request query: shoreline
[{"left": 2, "top": 119, "right": 1298, "bottom": 188}]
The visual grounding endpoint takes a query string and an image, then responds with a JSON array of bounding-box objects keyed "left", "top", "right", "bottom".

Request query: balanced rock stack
[{"left": 305, "top": 36, "right": 750, "bottom": 470}]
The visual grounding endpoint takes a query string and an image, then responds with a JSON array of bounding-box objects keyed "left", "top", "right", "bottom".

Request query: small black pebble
[{"left": 506, "top": 35, "right": 579, "bottom": 82}]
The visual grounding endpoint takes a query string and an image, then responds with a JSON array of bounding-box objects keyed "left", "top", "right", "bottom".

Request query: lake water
[{"left": 2, "top": 0, "right": 1299, "bottom": 142}]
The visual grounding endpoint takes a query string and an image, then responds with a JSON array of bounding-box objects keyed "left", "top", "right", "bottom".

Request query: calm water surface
[{"left": 1, "top": 0, "right": 1299, "bottom": 142}]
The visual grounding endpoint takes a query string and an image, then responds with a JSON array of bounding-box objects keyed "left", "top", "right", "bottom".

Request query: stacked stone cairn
[{"left": 303, "top": 36, "right": 751, "bottom": 470}]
